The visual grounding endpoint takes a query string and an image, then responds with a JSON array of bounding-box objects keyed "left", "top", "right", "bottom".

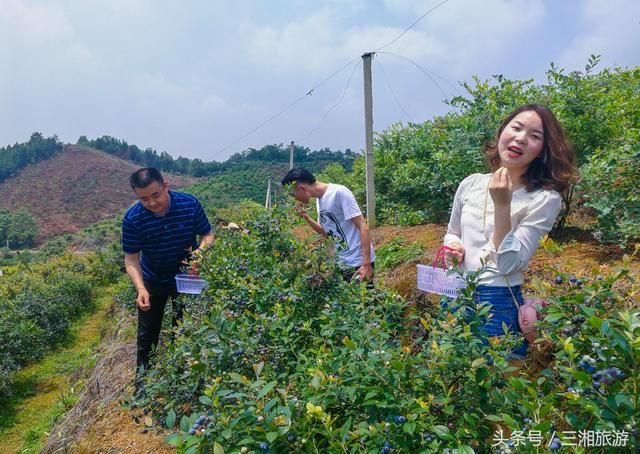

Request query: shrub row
[
  {"left": 136, "top": 210, "right": 638, "bottom": 453},
  {"left": 0, "top": 250, "right": 121, "bottom": 395}
]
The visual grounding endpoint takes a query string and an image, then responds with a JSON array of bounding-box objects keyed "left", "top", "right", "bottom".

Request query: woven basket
[
  {"left": 417, "top": 264, "right": 466, "bottom": 297},
  {"left": 175, "top": 274, "right": 208, "bottom": 294},
  {"left": 416, "top": 245, "right": 466, "bottom": 297}
]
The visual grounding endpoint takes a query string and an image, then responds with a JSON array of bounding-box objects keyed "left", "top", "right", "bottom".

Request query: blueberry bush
[
  {"left": 134, "top": 210, "right": 639, "bottom": 453},
  {"left": 333, "top": 58, "right": 639, "bottom": 245},
  {"left": 0, "top": 249, "right": 122, "bottom": 395}
]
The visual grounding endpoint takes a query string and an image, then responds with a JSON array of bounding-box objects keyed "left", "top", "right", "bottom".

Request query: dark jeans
[
  {"left": 136, "top": 280, "right": 181, "bottom": 377},
  {"left": 341, "top": 262, "right": 375, "bottom": 288}
]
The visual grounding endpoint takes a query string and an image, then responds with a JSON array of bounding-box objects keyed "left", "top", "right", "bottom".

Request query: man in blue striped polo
[{"left": 122, "top": 167, "right": 213, "bottom": 394}]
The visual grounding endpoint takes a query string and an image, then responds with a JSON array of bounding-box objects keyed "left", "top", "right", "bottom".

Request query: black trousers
[
  {"left": 341, "top": 262, "right": 375, "bottom": 288},
  {"left": 136, "top": 280, "right": 181, "bottom": 376}
]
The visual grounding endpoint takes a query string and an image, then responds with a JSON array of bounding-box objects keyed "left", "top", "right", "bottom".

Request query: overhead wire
[
  {"left": 215, "top": 0, "right": 452, "bottom": 159},
  {"left": 373, "top": 0, "right": 451, "bottom": 52},
  {"left": 374, "top": 58, "right": 414, "bottom": 123},
  {"left": 213, "top": 56, "right": 360, "bottom": 159},
  {"left": 377, "top": 51, "right": 462, "bottom": 99},
  {"left": 297, "top": 59, "right": 361, "bottom": 143}
]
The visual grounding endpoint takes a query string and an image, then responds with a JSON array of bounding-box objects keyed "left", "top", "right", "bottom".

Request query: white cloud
[
  {"left": 556, "top": 0, "right": 640, "bottom": 71},
  {"left": 0, "top": 0, "right": 93, "bottom": 70}
]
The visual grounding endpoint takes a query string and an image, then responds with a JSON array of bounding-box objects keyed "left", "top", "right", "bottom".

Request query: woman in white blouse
[{"left": 443, "top": 104, "right": 577, "bottom": 358}]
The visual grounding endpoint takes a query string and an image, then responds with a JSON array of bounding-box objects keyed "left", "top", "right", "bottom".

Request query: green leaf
[
  {"left": 164, "top": 433, "right": 182, "bottom": 447},
  {"left": 227, "top": 372, "right": 246, "bottom": 383},
  {"left": 199, "top": 395, "right": 212, "bottom": 406},
  {"left": 257, "top": 381, "right": 276, "bottom": 400},
  {"left": 485, "top": 415, "right": 502, "bottom": 422},
  {"left": 364, "top": 390, "right": 378, "bottom": 401},
  {"left": 180, "top": 415, "right": 190, "bottom": 433},
  {"left": 502, "top": 413, "right": 517, "bottom": 428},
  {"left": 214, "top": 442, "right": 225, "bottom": 454},
  {"left": 165, "top": 409, "right": 176, "bottom": 429},
  {"left": 266, "top": 431, "right": 279, "bottom": 443},
  {"left": 340, "top": 417, "right": 352, "bottom": 441},
  {"left": 615, "top": 394, "right": 633, "bottom": 409},
  {"left": 432, "top": 425, "right": 453, "bottom": 440},
  {"left": 458, "top": 446, "right": 475, "bottom": 454},
  {"left": 403, "top": 421, "right": 416, "bottom": 435}
]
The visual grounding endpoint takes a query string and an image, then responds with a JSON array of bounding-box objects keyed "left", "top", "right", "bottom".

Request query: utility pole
[
  {"left": 362, "top": 52, "right": 376, "bottom": 227},
  {"left": 265, "top": 177, "right": 272, "bottom": 209},
  {"left": 289, "top": 141, "right": 294, "bottom": 169}
]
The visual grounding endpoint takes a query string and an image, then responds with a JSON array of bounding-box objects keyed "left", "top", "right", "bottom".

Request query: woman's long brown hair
[{"left": 486, "top": 104, "right": 578, "bottom": 194}]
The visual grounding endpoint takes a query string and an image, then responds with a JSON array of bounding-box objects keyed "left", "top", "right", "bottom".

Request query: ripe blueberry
[
  {"left": 259, "top": 441, "right": 269, "bottom": 450},
  {"left": 554, "top": 276, "right": 563, "bottom": 284}
]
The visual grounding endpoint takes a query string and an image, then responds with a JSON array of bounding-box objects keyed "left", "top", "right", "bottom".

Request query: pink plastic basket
[
  {"left": 175, "top": 274, "right": 208, "bottom": 294},
  {"left": 416, "top": 246, "right": 466, "bottom": 298}
]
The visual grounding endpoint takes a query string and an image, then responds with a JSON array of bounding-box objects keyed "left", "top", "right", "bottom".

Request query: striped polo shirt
[{"left": 122, "top": 190, "right": 211, "bottom": 284}]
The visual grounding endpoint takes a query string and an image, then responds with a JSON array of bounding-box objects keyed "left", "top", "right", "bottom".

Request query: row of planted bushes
[
  {"left": 319, "top": 56, "right": 640, "bottom": 246},
  {"left": 133, "top": 210, "right": 638, "bottom": 453},
  {"left": 0, "top": 247, "right": 123, "bottom": 395}
]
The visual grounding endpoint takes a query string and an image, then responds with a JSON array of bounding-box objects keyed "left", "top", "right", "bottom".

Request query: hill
[{"left": 0, "top": 145, "right": 195, "bottom": 242}]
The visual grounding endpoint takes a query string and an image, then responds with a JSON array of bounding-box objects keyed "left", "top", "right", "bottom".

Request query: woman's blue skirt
[
  {"left": 441, "top": 285, "right": 528, "bottom": 359},
  {"left": 475, "top": 285, "right": 528, "bottom": 359}
]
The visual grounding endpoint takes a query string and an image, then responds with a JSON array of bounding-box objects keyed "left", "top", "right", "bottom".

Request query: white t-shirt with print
[{"left": 316, "top": 184, "right": 376, "bottom": 268}]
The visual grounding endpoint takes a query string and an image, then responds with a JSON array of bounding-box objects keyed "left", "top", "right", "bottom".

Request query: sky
[{"left": 1, "top": 0, "right": 638, "bottom": 162}]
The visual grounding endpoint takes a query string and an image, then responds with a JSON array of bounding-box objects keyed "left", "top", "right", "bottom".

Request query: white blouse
[{"left": 444, "top": 173, "right": 562, "bottom": 286}]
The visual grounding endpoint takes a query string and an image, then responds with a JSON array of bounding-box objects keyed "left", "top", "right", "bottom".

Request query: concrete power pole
[
  {"left": 362, "top": 52, "right": 376, "bottom": 227},
  {"left": 265, "top": 177, "right": 272, "bottom": 209},
  {"left": 289, "top": 141, "right": 294, "bottom": 169}
]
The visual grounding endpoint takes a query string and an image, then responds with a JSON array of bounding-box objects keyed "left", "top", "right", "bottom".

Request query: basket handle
[{"left": 433, "top": 245, "right": 456, "bottom": 270}]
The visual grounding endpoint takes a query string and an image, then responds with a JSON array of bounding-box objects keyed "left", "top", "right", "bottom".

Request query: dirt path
[{"left": 39, "top": 294, "right": 175, "bottom": 454}]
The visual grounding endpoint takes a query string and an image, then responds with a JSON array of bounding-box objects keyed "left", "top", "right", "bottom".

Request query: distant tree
[
  {"left": 0, "top": 133, "right": 62, "bottom": 182},
  {"left": 7, "top": 208, "right": 38, "bottom": 249},
  {"left": 0, "top": 210, "right": 11, "bottom": 247}
]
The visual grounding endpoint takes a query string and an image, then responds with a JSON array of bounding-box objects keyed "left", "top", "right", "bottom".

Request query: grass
[
  {"left": 376, "top": 237, "right": 425, "bottom": 270},
  {"left": 0, "top": 287, "right": 114, "bottom": 454}
]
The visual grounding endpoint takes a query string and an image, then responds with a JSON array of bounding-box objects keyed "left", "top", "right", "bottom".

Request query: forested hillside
[
  {"left": 79, "top": 136, "right": 357, "bottom": 178},
  {"left": 0, "top": 133, "right": 62, "bottom": 182}
]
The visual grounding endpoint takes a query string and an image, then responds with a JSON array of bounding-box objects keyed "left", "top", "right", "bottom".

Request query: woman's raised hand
[{"left": 489, "top": 167, "right": 513, "bottom": 207}]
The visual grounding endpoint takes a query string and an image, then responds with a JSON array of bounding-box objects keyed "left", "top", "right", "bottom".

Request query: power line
[
  {"left": 374, "top": 58, "right": 414, "bottom": 123},
  {"left": 297, "top": 59, "right": 361, "bottom": 143},
  {"left": 374, "top": 0, "right": 451, "bottom": 52},
  {"left": 377, "top": 51, "right": 461, "bottom": 100},
  {"left": 213, "top": 1, "right": 452, "bottom": 159},
  {"left": 213, "top": 57, "right": 360, "bottom": 159}
]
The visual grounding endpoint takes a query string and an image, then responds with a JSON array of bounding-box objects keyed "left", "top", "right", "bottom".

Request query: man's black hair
[
  {"left": 281, "top": 167, "right": 316, "bottom": 186},
  {"left": 130, "top": 167, "right": 164, "bottom": 189}
]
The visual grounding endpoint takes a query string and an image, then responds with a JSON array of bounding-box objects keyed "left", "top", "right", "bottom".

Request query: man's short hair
[
  {"left": 281, "top": 167, "right": 316, "bottom": 186},
  {"left": 130, "top": 168, "right": 164, "bottom": 189}
]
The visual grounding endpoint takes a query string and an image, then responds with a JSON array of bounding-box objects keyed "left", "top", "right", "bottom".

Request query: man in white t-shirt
[{"left": 281, "top": 167, "right": 375, "bottom": 283}]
